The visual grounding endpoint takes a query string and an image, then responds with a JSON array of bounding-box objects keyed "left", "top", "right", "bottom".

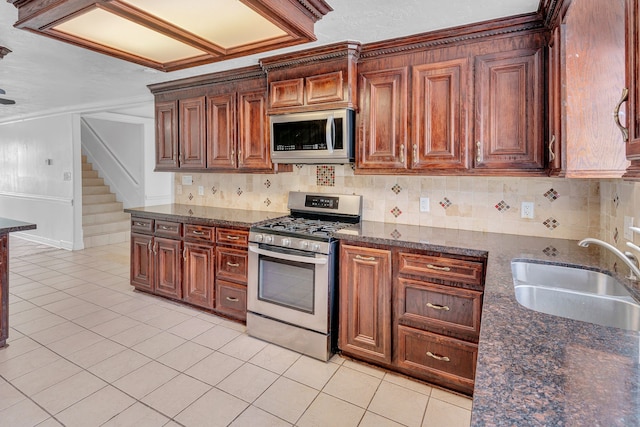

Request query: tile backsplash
[{"left": 174, "top": 165, "right": 604, "bottom": 241}]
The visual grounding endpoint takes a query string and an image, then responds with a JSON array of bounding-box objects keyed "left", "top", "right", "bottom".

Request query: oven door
[{"left": 247, "top": 242, "right": 330, "bottom": 333}]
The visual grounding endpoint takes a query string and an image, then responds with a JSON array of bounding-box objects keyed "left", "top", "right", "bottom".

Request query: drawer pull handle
[
  {"left": 614, "top": 87, "right": 629, "bottom": 142},
  {"left": 160, "top": 225, "right": 170, "bottom": 230},
  {"left": 426, "top": 264, "right": 451, "bottom": 272},
  {"left": 426, "top": 302, "right": 450, "bottom": 311},
  {"left": 226, "top": 235, "right": 240, "bottom": 240},
  {"left": 226, "top": 296, "right": 239, "bottom": 302},
  {"left": 134, "top": 221, "right": 146, "bottom": 226},
  {"left": 226, "top": 262, "right": 240, "bottom": 267},
  {"left": 147, "top": 240, "right": 152, "bottom": 252},
  {"left": 355, "top": 255, "right": 376, "bottom": 261},
  {"left": 426, "top": 351, "right": 450, "bottom": 362},
  {"left": 183, "top": 248, "right": 187, "bottom": 260},
  {"left": 192, "top": 230, "right": 205, "bottom": 235}
]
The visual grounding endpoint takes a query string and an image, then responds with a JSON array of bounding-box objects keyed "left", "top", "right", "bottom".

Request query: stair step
[
  {"left": 82, "top": 169, "right": 99, "bottom": 178},
  {"left": 82, "top": 163, "right": 93, "bottom": 171},
  {"left": 83, "top": 211, "right": 130, "bottom": 226},
  {"left": 83, "top": 220, "right": 130, "bottom": 237},
  {"left": 82, "top": 177, "right": 105, "bottom": 187},
  {"left": 83, "top": 193, "right": 117, "bottom": 205},
  {"left": 83, "top": 201, "right": 124, "bottom": 215},
  {"left": 83, "top": 186, "right": 111, "bottom": 195}
]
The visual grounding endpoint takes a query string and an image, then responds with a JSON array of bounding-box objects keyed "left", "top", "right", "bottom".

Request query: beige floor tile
[
  {"left": 65, "top": 339, "right": 127, "bottom": 368},
  {"left": 29, "top": 321, "right": 85, "bottom": 345},
  {"left": 14, "top": 286, "right": 58, "bottom": 300},
  {"left": 422, "top": 397, "right": 471, "bottom": 427},
  {"left": 359, "top": 411, "right": 405, "bottom": 427},
  {"left": 0, "top": 377, "right": 25, "bottom": 411},
  {"left": 184, "top": 351, "right": 243, "bottom": 386},
  {"left": 32, "top": 371, "right": 107, "bottom": 414},
  {"left": 26, "top": 291, "right": 69, "bottom": 307},
  {"left": 0, "top": 346, "right": 60, "bottom": 380},
  {"left": 297, "top": 392, "right": 365, "bottom": 427},
  {"left": 368, "top": 381, "right": 429, "bottom": 427},
  {"left": 0, "top": 337, "right": 41, "bottom": 363},
  {"left": 90, "top": 316, "right": 141, "bottom": 338},
  {"left": 35, "top": 417, "right": 64, "bottom": 427},
  {"left": 229, "top": 405, "right": 292, "bottom": 427},
  {"left": 56, "top": 385, "right": 136, "bottom": 427},
  {"left": 112, "top": 361, "right": 179, "bottom": 399},
  {"left": 0, "top": 397, "right": 50, "bottom": 427},
  {"left": 109, "top": 323, "right": 162, "bottom": 347},
  {"left": 157, "top": 341, "right": 214, "bottom": 372},
  {"left": 131, "top": 331, "right": 186, "bottom": 359},
  {"left": 40, "top": 297, "right": 84, "bottom": 315},
  {"left": 47, "top": 330, "right": 105, "bottom": 356},
  {"left": 253, "top": 377, "right": 318, "bottom": 424},
  {"left": 167, "top": 317, "right": 215, "bottom": 340},
  {"left": 101, "top": 402, "right": 171, "bottom": 427},
  {"left": 322, "top": 366, "right": 381, "bottom": 408},
  {"left": 88, "top": 349, "right": 151, "bottom": 382},
  {"left": 7, "top": 299, "right": 36, "bottom": 314},
  {"left": 218, "top": 334, "right": 268, "bottom": 361},
  {"left": 11, "top": 358, "right": 82, "bottom": 396},
  {"left": 283, "top": 355, "right": 339, "bottom": 390},
  {"left": 430, "top": 387, "right": 473, "bottom": 410},
  {"left": 249, "top": 343, "right": 301, "bottom": 375},
  {"left": 6, "top": 328, "right": 24, "bottom": 342},
  {"left": 141, "top": 374, "right": 211, "bottom": 418},
  {"left": 383, "top": 372, "right": 433, "bottom": 396},
  {"left": 9, "top": 307, "right": 52, "bottom": 326},
  {"left": 109, "top": 298, "right": 155, "bottom": 316},
  {"left": 175, "top": 388, "right": 248, "bottom": 427},
  {"left": 217, "top": 363, "right": 279, "bottom": 402},
  {"left": 144, "top": 309, "right": 191, "bottom": 330},
  {"left": 13, "top": 313, "right": 68, "bottom": 336},
  {"left": 71, "top": 308, "right": 122, "bottom": 329},
  {"left": 126, "top": 304, "right": 175, "bottom": 323},
  {"left": 342, "top": 358, "right": 386, "bottom": 379},
  {"left": 191, "top": 324, "right": 242, "bottom": 350}
]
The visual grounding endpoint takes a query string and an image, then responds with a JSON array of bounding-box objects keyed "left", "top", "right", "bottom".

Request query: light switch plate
[
  {"left": 181, "top": 175, "right": 193, "bottom": 185},
  {"left": 198, "top": 186, "right": 204, "bottom": 196},
  {"left": 624, "top": 216, "right": 634, "bottom": 240},
  {"left": 420, "top": 197, "right": 430, "bottom": 212}
]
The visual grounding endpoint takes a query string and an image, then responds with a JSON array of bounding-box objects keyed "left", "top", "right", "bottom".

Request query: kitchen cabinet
[
  {"left": 154, "top": 101, "right": 179, "bottom": 170},
  {"left": 183, "top": 224, "right": 215, "bottom": 309},
  {"left": 339, "top": 244, "right": 393, "bottom": 365},
  {"left": 548, "top": 0, "right": 628, "bottom": 178},
  {"left": 625, "top": 0, "right": 640, "bottom": 178},
  {"left": 214, "top": 228, "right": 249, "bottom": 321},
  {"left": 260, "top": 42, "right": 360, "bottom": 113},
  {"left": 178, "top": 96, "right": 207, "bottom": 169}
]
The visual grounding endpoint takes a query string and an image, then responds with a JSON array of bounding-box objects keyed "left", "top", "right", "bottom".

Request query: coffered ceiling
[{"left": 0, "top": 0, "right": 541, "bottom": 124}]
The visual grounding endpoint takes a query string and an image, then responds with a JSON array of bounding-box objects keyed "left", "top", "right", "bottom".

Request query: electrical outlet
[
  {"left": 198, "top": 186, "right": 204, "bottom": 196},
  {"left": 624, "top": 216, "right": 634, "bottom": 240},
  {"left": 521, "top": 202, "right": 534, "bottom": 219},
  {"left": 420, "top": 197, "right": 430, "bottom": 212},
  {"left": 181, "top": 175, "right": 193, "bottom": 185}
]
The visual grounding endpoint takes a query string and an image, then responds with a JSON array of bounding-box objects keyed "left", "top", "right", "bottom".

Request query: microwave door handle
[
  {"left": 249, "top": 245, "right": 328, "bottom": 265},
  {"left": 326, "top": 116, "right": 335, "bottom": 153}
]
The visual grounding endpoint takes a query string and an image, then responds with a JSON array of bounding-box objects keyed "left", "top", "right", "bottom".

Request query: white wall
[{"left": 0, "top": 114, "right": 78, "bottom": 249}]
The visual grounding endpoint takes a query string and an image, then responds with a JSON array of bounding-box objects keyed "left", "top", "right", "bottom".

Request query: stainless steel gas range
[{"left": 247, "top": 191, "right": 362, "bottom": 361}]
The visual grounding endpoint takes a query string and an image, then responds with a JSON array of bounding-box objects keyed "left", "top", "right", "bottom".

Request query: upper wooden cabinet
[
  {"left": 149, "top": 66, "right": 287, "bottom": 173},
  {"left": 625, "top": 0, "right": 640, "bottom": 178},
  {"left": 260, "top": 42, "right": 361, "bottom": 113},
  {"left": 547, "top": 0, "right": 629, "bottom": 178}
]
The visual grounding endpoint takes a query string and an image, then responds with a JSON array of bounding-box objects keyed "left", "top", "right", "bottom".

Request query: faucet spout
[{"left": 578, "top": 238, "right": 640, "bottom": 281}]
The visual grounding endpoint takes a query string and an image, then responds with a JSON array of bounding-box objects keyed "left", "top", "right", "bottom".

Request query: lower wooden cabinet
[
  {"left": 131, "top": 232, "right": 154, "bottom": 292},
  {"left": 153, "top": 237, "right": 183, "bottom": 300},
  {"left": 215, "top": 280, "right": 247, "bottom": 320},
  {"left": 183, "top": 242, "right": 215, "bottom": 309}
]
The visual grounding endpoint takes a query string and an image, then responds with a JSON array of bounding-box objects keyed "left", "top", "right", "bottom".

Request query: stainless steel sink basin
[{"left": 511, "top": 261, "right": 640, "bottom": 331}]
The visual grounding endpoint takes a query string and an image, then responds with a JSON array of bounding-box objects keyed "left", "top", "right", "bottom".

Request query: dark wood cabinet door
[
  {"left": 206, "top": 94, "right": 237, "bottom": 169},
  {"left": 237, "top": 90, "right": 271, "bottom": 171},
  {"left": 130, "top": 233, "right": 154, "bottom": 292},
  {"left": 154, "top": 237, "right": 182, "bottom": 300},
  {"left": 412, "top": 59, "right": 468, "bottom": 170},
  {"left": 0, "top": 235, "right": 7, "bottom": 347},
  {"left": 183, "top": 242, "right": 214, "bottom": 309},
  {"left": 547, "top": 25, "right": 563, "bottom": 176},
  {"left": 626, "top": 0, "right": 640, "bottom": 174},
  {"left": 155, "top": 100, "right": 179, "bottom": 170},
  {"left": 179, "top": 96, "right": 207, "bottom": 169},
  {"left": 474, "top": 48, "right": 544, "bottom": 171},
  {"left": 339, "top": 244, "right": 392, "bottom": 365},
  {"left": 216, "top": 246, "right": 248, "bottom": 285},
  {"left": 358, "top": 67, "right": 408, "bottom": 170},
  {"left": 215, "top": 280, "right": 247, "bottom": 321}
]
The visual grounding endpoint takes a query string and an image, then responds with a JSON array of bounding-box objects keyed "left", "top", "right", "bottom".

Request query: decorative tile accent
[
  {"left": 614, "top": 227, "right": 620, "bottom": 244},
  {"left": 236, "top": 187, "right": 243, "bottom": 196},
  {"left": 264, "top": 198, "right": 271, "bottom": 207},
  {"left": 264, "top": 179, "right": 271, "bottom": 189},
  {"left": 211, "top": 186, "right": 217, "bottom": 195},
  {"left": 544, "top": 188, "right": 559, "bottom": 202},
  {"left": 495, "top": 200, "right": 510, "bottom": 212},
  {"left": 350, "top": 163, "right": 356, "bottom": 171},
  {"left": 391, "top": 184, "right": 402, "bottom": 194},
  {"left": 390, "top": 206, "right": 402, "bottom": 217},
  {"left": 543, "top": 246, "right": 559, "bottom": 257},
  {"left": 613, "top": 193, "right": 620, "bottom": 209},
  {"left": 295, "top": 164, "right": 304, "bottom": 169},
  {"left": 439, "top": 197, "right": 452, "bottom": 209},
  {"left": 316, "top": 165, "right": 335, "bottom": 186},
  {"left": 188, "top": 209, "right": 194, "bottom": 215},
  {"left": 543, "top": 217, "right": 560, "bottom": 230},
  {"left": 390, "top": 229, "right": 401, "bottom": 239},
  {"left": 188, "top": 193, "right": 193, "bottom": 201}
]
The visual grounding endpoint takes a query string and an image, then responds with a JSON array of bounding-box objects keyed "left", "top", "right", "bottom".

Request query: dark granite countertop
[
  {"left": 124, "top": 204, "right": 288, "bottom": 228},
  {"left": 336, "top": 221, "right": 640, "bottom": 427},
  {"left": 0, "top": 217, "right": 36, "bottom": 235}
]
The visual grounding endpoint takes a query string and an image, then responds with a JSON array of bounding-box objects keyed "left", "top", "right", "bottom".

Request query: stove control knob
[
  {"left": 254, "top": 234, "right": 264, "bottom": 242},
  {"left": 300, "top": 241, "right": 309, "bottom": 249},
  {"left": 281, "top": 238, "right": 291, "bottom": 247},
  {"left": 312, "top": 243, "right": 321, "bottom": 252},
  {"left": 264, "top": 235, "right": 274, "bottom": 244}
]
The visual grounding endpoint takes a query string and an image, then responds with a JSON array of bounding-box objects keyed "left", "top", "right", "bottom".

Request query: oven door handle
[{"left": 249, "top": 245, "right": 328, "bottom": 265}]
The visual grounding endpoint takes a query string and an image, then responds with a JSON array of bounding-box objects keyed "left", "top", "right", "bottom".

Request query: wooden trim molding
[
  {"left": 148, "top": 65, "right": 266, "bottom": 95},
  {"left": 260, "top": 41, "right": 361, "bottom": 71}
]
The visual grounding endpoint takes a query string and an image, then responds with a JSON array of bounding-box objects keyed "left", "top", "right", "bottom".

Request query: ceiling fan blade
[
  {"left": 0, "top": 98, "right": 16, "bottom": 105},
  {"left": 0, "top": 88, "right": 5, "bottom": 95}
]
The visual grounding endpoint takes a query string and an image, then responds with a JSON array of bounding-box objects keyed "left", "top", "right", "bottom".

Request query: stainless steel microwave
[{"left": 269, "top": 109, "right": 355, "bottom": 164}]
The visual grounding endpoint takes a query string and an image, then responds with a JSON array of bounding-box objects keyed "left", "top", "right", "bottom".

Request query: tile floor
[{"left": 0, "top": 236, "right": 473, "bottom": 427}]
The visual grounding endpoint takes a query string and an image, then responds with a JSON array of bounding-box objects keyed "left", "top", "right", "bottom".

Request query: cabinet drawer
[
  {"left": 184, "top": 224, "right": 214, "bottom": 242},
  {"left": 398, "top": 252, "right": 485, "bottom": 290},
  {"left": 216, "top": 246, "right": 248, "bottom": 284},
  {"left": 216, "top": 228, "right": 249, "bottom": 247},
  {"left": 154, "top": 220, "right": 182, "bottom": 238},
  {"left": 215, "top": 280, "right": 247, "bottom": 321},
  {"left": 397, "top": 325, "right": 477, "bottom": 389},
  {"left": 131, "top": 217, "right": 154, "bottom": 234},
  {"left": 306, "top": 71, "right": 344, "bottom": 104},
  {"left": 397, "top": 278, "right": 482, "bottom": 341},
  {"left": 270, "top": 78, "right": 304, "bottom": 108}
]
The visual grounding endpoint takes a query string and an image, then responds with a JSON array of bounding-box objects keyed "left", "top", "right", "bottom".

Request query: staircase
[{"left": 82, "top": 155, "right": 130, "bottom": 248}]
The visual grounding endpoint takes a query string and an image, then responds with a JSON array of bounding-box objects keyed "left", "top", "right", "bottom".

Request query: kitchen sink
[{"left": 511, "top": 261, "right": 640, "bottom": 331}]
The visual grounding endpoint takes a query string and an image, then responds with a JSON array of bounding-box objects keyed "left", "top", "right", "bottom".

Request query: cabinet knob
[{"left": 614, "top": 87, "right": 629, "bottom": 142}]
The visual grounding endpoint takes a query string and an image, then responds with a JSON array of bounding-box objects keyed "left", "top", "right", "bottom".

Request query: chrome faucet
[{"left": 578, "top": 238, "right": 640, "bottom": 281}]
